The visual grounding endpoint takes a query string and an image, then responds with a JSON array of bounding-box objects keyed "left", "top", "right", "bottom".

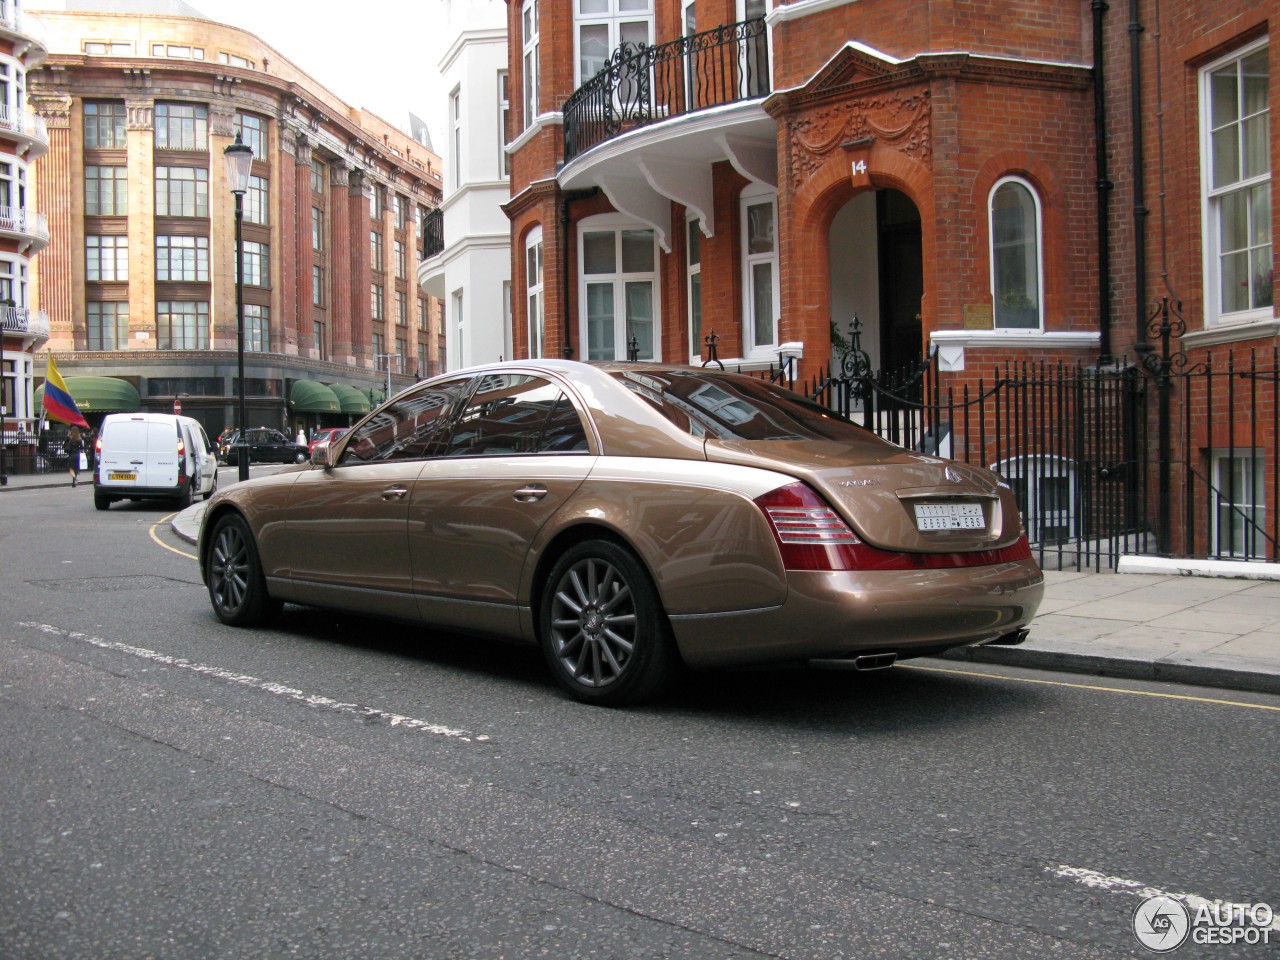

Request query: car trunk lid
[{"left": 706, "top": 438, "right": 1023, "bottom": 552}]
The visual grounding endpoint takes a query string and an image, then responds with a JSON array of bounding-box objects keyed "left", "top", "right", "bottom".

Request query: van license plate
[
  {"left": 109, "top": 472, "right": 135, "bottom": 481},
  {"left": 914, "top": 502, "right": 985, "bottom": 530}
]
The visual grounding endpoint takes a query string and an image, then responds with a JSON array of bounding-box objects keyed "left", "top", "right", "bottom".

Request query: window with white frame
[
  {"left": 575, "top": 0, "right": 653, "bottom": 86},
  {"left": 526, "top": 226, "right": 545, "bottom": 358},
  {"left": 84, "top": 101, "right": 126, "bottom": 149},
  {"left": 86, "top": 235, "right": 128, "bottom": 282},
  {"left": 687, "top": 217, "right": 702, "bottom": 363},
  {"left": 1202, "top": 41, "right": 1272, "bottom": 324},
  {"left": 87, "top": 302, "right": 128, "bottom": 350},
  {"left": 234, "top": 112, "right": 267, "bottom": 159},
  {"left": 452, "top": 289, "right": 465, "bottom": 366},
  {"left": 498, "top": 70, "right": 510, "bottom": 178},
  {"left": 580, "top": 217, "right": 658, "bottom": 361},
  {"left": 245, "top": 304, "right": 269, "bottom": 352},
  {"left": 241, "top": 241, "right": 268, "bottom": 287},
  {"left": 155, "top": 103, "right": 208, "bottom": 151},
  {"left": 0, "top": 160, "right": 19, "bottom": 213},
  {"left": 0, "top": 257, "right": 22, "bottom": 305},
  {"left": 522, "top": 0, "right": 540, "bottom": 129},
  {"left": 218, "top": 52, "right": 254, "bottom": 69},
  {"left": 85, "top": 165, "right": 128, "bottom": 216},
  {"left": 151, "top": 43, "right": 204, "bottom": 60},
  {"left": 245, "top": 175, "right": 268, "bottom": 225},
  {"left": 156, "top": 235, "right": 209, "bottom": 282},
  {"left": 990, "top": 177, "right": 1043, "bottom": 329},
  {"left": 1212, "top": 450, "right": 1266, "bottom": 558},
  {"left": 741, "top": 186, "right": 779, "bottom": 355},
  {"left": 450, "top": 87, "right": 462, "bottom": 190},
  {"left": 83, "top": 41, "right": 134, "bottom": 56},
  {"left": 154, "top": 166, "right": 208, "bottom": 218},
  {"left": 994, "top": 454, "right": 1076, "bottom": 546},
  {"left": 156, "top": 301, "right": 209, "bottom": 350}
]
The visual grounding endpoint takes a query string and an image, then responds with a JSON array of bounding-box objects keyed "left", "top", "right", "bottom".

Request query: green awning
[
  {"left": 35, "top": 376, "right": 140, "bottom": 413},
  {"left": 289, "top": 379, "right": 341, "bottom": 413},
  {"left": 328, "top": 383, "right": 371, "bottom": 415}
]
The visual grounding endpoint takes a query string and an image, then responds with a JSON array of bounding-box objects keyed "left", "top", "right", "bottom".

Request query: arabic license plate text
[{"left": 914, "top": 502, "right": 985, "bottom": 531}]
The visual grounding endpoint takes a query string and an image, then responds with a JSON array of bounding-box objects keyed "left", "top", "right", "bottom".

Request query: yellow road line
[
  {"left": 149, "top": 513, "right": 198, "bottom": 561},
  {"left": 899, "top": 662, "right": 1280, "bottom": 712}
]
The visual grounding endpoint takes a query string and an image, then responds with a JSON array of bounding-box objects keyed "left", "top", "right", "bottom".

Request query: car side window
[
  {"left": 442, "top": 374, "right": 589, "bottom": 458},
  {"left": 339, "top": 377, "right": 474, "bottom": 465}
]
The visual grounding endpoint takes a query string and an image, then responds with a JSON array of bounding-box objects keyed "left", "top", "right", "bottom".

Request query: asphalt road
[{"left": 1, "top": 483, "right": 1276, "bottom": 959}]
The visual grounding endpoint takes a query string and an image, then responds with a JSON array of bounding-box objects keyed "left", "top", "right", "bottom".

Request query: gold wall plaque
[{"left": 963, "top": 304, "right": 993, "bottom": 330}]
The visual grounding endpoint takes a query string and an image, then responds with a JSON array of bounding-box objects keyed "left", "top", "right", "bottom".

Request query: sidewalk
[{"left": 6, "top": 468, "right": 1279, "bottom": 696}]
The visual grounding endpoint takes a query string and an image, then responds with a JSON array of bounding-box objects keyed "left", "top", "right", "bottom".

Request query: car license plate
[
  {"left": 914, "top": 502, "right": 985, "bottom": 531},
  {"left": 109, "top": 472, "right": 135, "bottom": 481}
]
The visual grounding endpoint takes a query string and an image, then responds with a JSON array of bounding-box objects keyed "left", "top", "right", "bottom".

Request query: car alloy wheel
[
  {"left": 541, "top": 540, "right": 675, "bottom": 706},
  {"left": 206, "top": 513, "right": 280, "bottom": 626}
]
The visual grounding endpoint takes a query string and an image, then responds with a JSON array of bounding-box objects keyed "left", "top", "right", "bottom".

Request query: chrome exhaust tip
[
  {"left": 984, "top": 628, "right": 1030, "bottom": 647},
  {"left": 809, "top": 652, "right": 898, "bottom": 671}
]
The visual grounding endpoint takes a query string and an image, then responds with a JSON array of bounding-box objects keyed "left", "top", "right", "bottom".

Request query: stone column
[
  {"left": 347, "top": 168, "right": 372, "bottom": 368},
  {"left": 125, "top": 97, "right": 156, "bottom": 350},
  {"left": 328, "top": 162, "right": 352, "bottom": 363},
  {"left": 275, "top": 124, "right": 298, "bottom": 356},
  {"left": 29, "top": 95, "right": 74, "bottom": 349},
  {"left": 292, "top": 132, "right": 314, "bottom": 357}
]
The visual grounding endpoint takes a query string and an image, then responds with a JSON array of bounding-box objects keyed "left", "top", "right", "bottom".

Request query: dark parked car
[
  {"left": 224, "top": 427, "right": 309, "bottom": 465},
  {"left": 200, "top": 360, "right": 1043, "bottom": 706}
]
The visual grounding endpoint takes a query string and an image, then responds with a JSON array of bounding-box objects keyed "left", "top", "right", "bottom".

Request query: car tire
[
  {"left": 174, "top": 480, "right": 192, "bottom": 509},
  {"left": 294, "top": 450, "right": 307, "bottom": 463},
  {"left": 206, "top": 512, "right": 281, "bottom": 627},
  {"left": 539, "top": 539, "right": 677, "bottom": 706},
  {"left": 93, "top": 493, "right": 112, "bottom": 511}
]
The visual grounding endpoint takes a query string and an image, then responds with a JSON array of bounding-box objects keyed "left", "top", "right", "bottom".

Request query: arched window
[{"left": 989, "top": 177, "right": 1043, "bottom": 330}]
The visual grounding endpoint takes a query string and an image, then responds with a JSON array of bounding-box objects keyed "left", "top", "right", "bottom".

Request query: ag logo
[{"left": 1133, "top": 895, "right": 1191, "bottom": 952}]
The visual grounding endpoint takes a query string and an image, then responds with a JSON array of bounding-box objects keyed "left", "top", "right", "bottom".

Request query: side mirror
[{"left": 312, "top": 443, "right": 338, "bottom": 469}]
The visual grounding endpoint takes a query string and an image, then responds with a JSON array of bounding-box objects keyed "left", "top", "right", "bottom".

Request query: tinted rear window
[{"left": 612, "top": 370, "right": 869, "bottom": 442}]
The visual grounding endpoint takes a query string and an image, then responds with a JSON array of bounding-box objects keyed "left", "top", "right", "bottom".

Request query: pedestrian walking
[{"left": 64, "top": 426, "right": 84, "bottom": 488}]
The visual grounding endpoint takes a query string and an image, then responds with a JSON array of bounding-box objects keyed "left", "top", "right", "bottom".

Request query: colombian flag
[{"left": 42, "top": 354, "right": 90, "bottom": 428}]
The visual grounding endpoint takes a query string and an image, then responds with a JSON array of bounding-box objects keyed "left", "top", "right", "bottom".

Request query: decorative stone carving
[
  {"left": 787, "top": 89, "right": 931, "bottom": 191},
  {"left": 209, "top": 104, "right": 236, "bottom": 138},
  {"left": 29, "top": 95, "right": 72, "bottom": 129},
  {"left": 125, "top": 98, "right": 153, "bottom": 131}
]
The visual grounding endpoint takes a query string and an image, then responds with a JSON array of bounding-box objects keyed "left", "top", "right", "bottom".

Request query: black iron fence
[
  {"left": 563, "top": 17, "right": 769, "bottom": 164},
  {"left": 713, "top": 312, "right": 1277, "bottom": 571}
]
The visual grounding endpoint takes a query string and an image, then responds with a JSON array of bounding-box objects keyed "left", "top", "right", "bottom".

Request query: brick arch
[
  {"left": 970, "top": 153, "right": 1068, "bottom": 324},
  {"left": 783, "top": 144, "right": 936, "bottom": 378}
]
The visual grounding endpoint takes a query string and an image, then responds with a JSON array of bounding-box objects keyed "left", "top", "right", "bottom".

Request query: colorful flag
[{"left": 42, "top": 354, "right": 89, "bottom": 428}]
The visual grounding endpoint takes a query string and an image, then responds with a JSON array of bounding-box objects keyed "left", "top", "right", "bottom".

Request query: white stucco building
[{"left": 418, "top": 0, "right": 510, "bottom": 370}]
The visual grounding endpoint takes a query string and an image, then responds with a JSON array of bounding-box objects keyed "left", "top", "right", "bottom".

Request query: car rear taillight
[{"left": 755, "top": 481, "right": 1033, "bottom": 572}]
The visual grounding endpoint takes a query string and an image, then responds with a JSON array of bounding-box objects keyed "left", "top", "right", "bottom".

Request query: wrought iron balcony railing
[
  {"left": 0, "top": 303, "right": 49, "bottom": 338},
  {"left": 563, "top": 16, "right": 769, "bottom": 165},
  {"left": 420, "top": 206, "right": 444, "bottom": 260}
]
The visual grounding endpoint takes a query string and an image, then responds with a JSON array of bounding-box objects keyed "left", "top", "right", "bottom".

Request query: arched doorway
[{"left": 827, "top": 188, "right": 923, "bottom": 374}]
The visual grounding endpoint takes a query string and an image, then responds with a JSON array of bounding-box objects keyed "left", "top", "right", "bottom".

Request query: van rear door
[
  {"left": 99, "top": 418, "right": 151, "bottom": 490},
  {"left": 143, "top": 419, "right": 181, "bottom": 489}
]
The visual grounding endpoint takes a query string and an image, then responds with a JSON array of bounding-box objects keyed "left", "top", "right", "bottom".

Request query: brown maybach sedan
[{"left": 199, "top": 360, "right": 1044, "bottom": 706}]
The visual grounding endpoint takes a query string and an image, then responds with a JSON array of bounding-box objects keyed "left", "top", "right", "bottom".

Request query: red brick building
[{"left": 503, "top": 0, "right": 1275, "bottom": 563}]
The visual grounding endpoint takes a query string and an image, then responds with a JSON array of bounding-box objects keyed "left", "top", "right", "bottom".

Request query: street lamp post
[
  {"left": 224, "top": 135, "right": 254, "bottom": 483},
  {"left": 0, "top": 298, "right": 16, "bottom": 486},
  {"left": 375, "top": 353, "right": 396, "bottom": 402}
]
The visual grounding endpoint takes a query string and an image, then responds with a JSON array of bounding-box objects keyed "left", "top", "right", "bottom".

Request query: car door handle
[
  {"left": 513, "top": 484, "right": 548, "bottom": 502},
  {"left": 381, "top": 485, "right": 410, "bottom": 501}
]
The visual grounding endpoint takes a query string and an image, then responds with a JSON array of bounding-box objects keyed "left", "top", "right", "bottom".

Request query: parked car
[
  {"left": 223, "top": 427, "right": 310, "bottom": 466},
  {"left": 199, "top": 361, "right": 1043, "bottom": 706},
  {"left": 308, "top": 427, "right": 348, "bottom": 453},
  {"left": 95, "top": 412, "right": 218, "bottom": 509}
]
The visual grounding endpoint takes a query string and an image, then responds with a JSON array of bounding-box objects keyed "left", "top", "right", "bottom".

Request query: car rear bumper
[{"left": 668, "top": 559, "right": 1045, "bottom": 669}]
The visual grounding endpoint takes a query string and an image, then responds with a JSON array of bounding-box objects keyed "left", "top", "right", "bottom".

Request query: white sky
[{"left": 197, "top": 1, "right": 449, "bottom": 150}]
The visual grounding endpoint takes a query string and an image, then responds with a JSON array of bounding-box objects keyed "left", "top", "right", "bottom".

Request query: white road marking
[
  {"left": 20, "top": 621, "right": 486, "bottom": 743},
  {"left": 1052, "top": 865, "right": 1280, "bottom": 931}
]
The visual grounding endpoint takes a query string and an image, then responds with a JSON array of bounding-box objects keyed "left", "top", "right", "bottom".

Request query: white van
[{"left": 94, "top": 413, "right": 218, "bottom": 510}]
